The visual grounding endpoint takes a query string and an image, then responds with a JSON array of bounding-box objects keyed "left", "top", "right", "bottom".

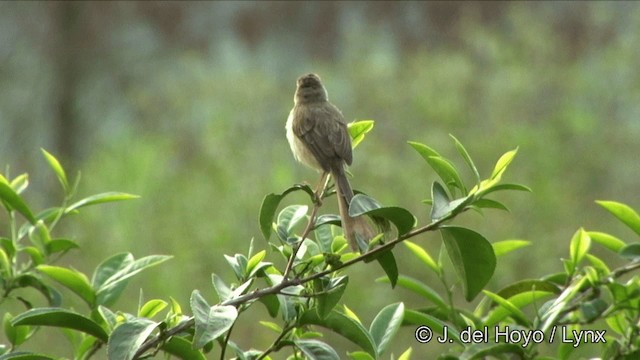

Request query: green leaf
[
  {"left": 472, "top": 199, "right": 509, "bottom": 211},
  {"left": 212, "top": 273, "right": 232, "bottom": 302},
  {"left": 45, "top": 238, "right": 79, "bottom": 254},
  {"left": 37, "top": 265, "right": 95, "bottom": 306},
  {"left": 484, "top": 290, "right": 555, "bottom": 327},
  {"left": 569, "top": 228, "right": 591, "bottom": 270},
  {"left": 459, "top": 343, "right": 525, "bottom": 360},
  {"left": 66, "top": 192, "right": 139, "bottom": 213},
  {"left": 450, "top": 134, "right": 480, "bottom": 184},
  {"left": 348, "top": 351, "right": 375, "bottom": 360},
  {"left": 430, "top": 181, "right": 450, "bottom": 221},
  {"left": 277, "top": 205, "right": 308, "bottom": 242},
  {"left": 0, "top": 247, "right": 10, "bottom": 275},
  {"left": 138, "top": 299, "right": 168, "bottom": 318},
  {"left": 404, "top": 241, "right": 440, "bottom": 275},
  {"left": 407, "top": 141, "right": 464, "bottom": 194},
  {"left": 349, "top": 194, "right": 416, "bottom": 235},
  {"left": 10, "top": 173, "right": 29, "bottom": 194},
  {"left": 490, "top": 148, "right": 518, "bottom": 180},
  {"left": 4, "top": 313, "right": 31, "bottom": 347},
  {"left": 160, "top": 336, "right": 206, "bottom": 360},
  {"left": 585, "top": 254, "right": 610, "bottom": 274},
  {"left": 472, "top": 183, "right": 531, "bottom": 197},
  {"left": 246, "top": 250, "right": 266, "bottom": 275},
  {"left": 107, "top": 318, "right": 157, "bottom": 360},
  {"left": 482, "top": 290, "right": 530, "bottom": 326},
  {"left": 190, "top": 290, "right": 238, "bottom": 349},
  {"left": 377, "top": 275, "right": 447, "bottom": 309},
  {"left": 259, "top": 294, "right": 280, "bottom": 318},
  {"left": 300, "top": 309, "right": 377, "bottom": 357},
  {"left": 348, "top": 120, "right": 375, "bottom": 149},
  {"left": 495, "top": 280, "right": 561, "bottom": 300},
  {"left": 259, "top": 184, "right": 315, "bottom": 240},
  {"left": 14, "top": 274, "right": 62, "bottom": 306},
  {"left": 369, "top": 303, "right": 404, "bottom": 357},
  {"left": 94, "top": 254, "right": 172, "bottom": 306},
  {"left": 619, "top": 243, "right": 640, "bottom": 260},
  {"left": 295, "top": 339, "right": 340, "bottom": 360},
  {"left": 316, "top": 276, "right": 348, "bottom": 318},
  {"left": 0, "top": 181, "right": 36, "bottom": 224},
  {"left": 587, "top": 231, "right": 626, "bottom": 252},
  {"left": 492, "top": 240, "right": 531, "bottom": 257},
  {"left": 596, "top": 200, "right": 640, "bottom": 236},
  {"left": 12, "top": 308, "right": 108, "bottom": 341},
  {"left": 428, "top": 156, "right": 465, "bottom": 194},
  {"left": 41, "top": 149, "right": 69, "bottom": 192},
  {"left": 376, "top": 249, "right": 398, "bottom": 288},
  {"left": 398, "top": 347, "right": 412, "bottom": 360},
  {"left": 440, "top": 226, "right": 496, "bottom": 301}
]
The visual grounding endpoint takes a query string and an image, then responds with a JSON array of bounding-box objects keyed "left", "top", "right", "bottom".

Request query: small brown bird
[{"left": 286, "top": 73, "right": 376, "bottom": 251}]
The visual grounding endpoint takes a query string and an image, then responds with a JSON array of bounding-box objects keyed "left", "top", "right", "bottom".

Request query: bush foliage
[{"left": 2, "top": 124, "right": 640, "bottom": 359}]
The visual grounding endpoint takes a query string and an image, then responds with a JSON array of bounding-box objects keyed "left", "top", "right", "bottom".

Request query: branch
[{"left": 132, "top": 211, "right": 455, "bottom": 358}]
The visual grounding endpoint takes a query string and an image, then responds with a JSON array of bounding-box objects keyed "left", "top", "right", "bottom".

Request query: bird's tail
[{"left": 332, "top": 167, "right": 377, "bottom": 252}]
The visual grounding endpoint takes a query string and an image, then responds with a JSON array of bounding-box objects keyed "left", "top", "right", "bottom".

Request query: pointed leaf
[
  {"left": 107, "top": 318, "right": 157, "bottom": 360},
  {"left": 0, "top": 181, "right": 36, "bottom": 224},
  {"left": 95, "top": 254, "right": 172, "bottom": 306},
  {"left": 375, "top": 249, "right": 398, "bottom": 287},
  {"left": 450, "top": 134, "right": 480, "bottom": 184},
  {"left": 569, "top": 228, "right": 591, "bottom": 269},
  {"left": 440, "top": 226, "right": 496, "bottom": 301},
  {"left": 316, "top": 276, "right": 348, "bottom": 318},
  {"left": 485, "top": 290, "right": 555, "bottom": 327},
  {"left": 160, "top": 336, "right": 207, "bottom": 360},
  {"left": 596, "top": 200, "right": 640, "bottom": 236},
  {"left": 482, "top": 290, "right": 530, "bottom": 326},
  {"left": 66, "top": 192, "right": 139, "bottom": 213},
  {"left": 404, "top": 241, "right": 440, "bottom": 275},
  {"left": 403, "top": 309, "right": 461, "bottom": 344},
  {"left": 495, "top": 280, "right": 561, "bottom": 300},
  {"left": 295, "top": 339, "right": 340, "bottom": 360},
  {"left": 37, "top": 265, "right": 95, "bottom": 306},
  {"left": 430, "top": 181, "right": 450, "bottom": 221},
  {"left": 587, "top": 231, "right": 625, "bottom": 252},
  {"left": 490, "top": 148, "right": 518, "bottom": 180},
  {"left": 407, "top": 141, "right": 464, "bottom": 194},
  {"left": 492, "top": 240, "right": 531, "bottom": 257},
  {"left": 45, "top": 238, "right": 79, "bottom": 254},
  {"left": 348, "top": 120, "right": 375, "bottom": 149},
  {"left": 349, "top": 194, "right": 416, "bottom": 235},
  {"left": 473, "top": 199, "right": 509, "bottom": 211},
  {"left": 190, "top": 290, "right": 238, "bottom": 349},
  {"left": 300, "top": 309, "right": 376, "bottom": 357},
  {"left": 369, "top": 303, "right": 404, "bottom": 356},
  {"left": 620, "top": 243, "right": 640, "bottom": 260},
  {"left": 41, "top": 149, "right": 69, "bottom": 192},
  {"left": 259, "top": 184, "right": 315, "bottom": 239},
  {"left": 377, "top": 275, "right": 447, "bottom": 309},
  {"left": 12, "top": 308, "right": 108, "bottom": 341},
  {"left": 277, "top": 205, "right": 309, "bottom": 237},
  {"left": 138, "top": 299, "right": 168, "bottom": 318}
]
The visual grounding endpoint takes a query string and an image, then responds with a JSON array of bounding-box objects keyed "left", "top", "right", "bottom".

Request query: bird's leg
[{"left": 313, "top": 171, "right": 330, "bottom": 205}]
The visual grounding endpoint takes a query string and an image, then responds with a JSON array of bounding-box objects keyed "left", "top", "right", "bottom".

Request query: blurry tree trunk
[{"left": 54, "top": 1, "right": 82, "bottom": 164}]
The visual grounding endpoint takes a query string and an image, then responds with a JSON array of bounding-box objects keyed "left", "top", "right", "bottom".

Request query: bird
[{"left": 286, "top": 73, "right": 376, "bottom": 252}]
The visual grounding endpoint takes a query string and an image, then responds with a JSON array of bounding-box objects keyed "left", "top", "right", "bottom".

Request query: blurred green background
[{"left": 1, "top": 1, "right": 639, "bottom": 358}]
